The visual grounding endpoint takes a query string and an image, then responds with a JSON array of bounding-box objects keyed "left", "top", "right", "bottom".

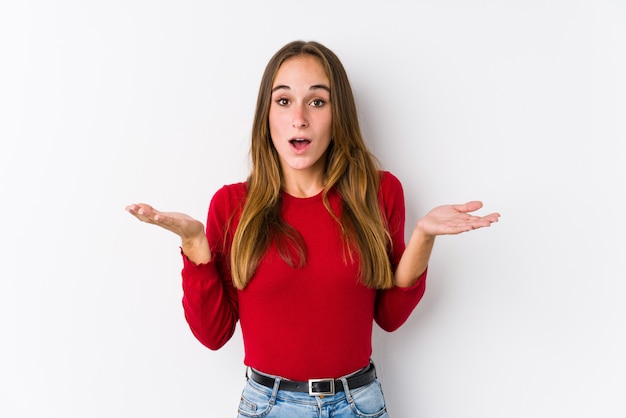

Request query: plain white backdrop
[{"left": 1, "top": 0, "right": 625, "bottom": 417}]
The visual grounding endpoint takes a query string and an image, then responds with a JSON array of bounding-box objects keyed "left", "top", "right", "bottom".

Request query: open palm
[{"left": 418, "top": 201, "right": 500, "bottom": 236}]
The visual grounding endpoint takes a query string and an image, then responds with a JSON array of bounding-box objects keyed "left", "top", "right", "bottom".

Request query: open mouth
[{"left": 289, "top": 139, "right": 311, "bottom": 150}]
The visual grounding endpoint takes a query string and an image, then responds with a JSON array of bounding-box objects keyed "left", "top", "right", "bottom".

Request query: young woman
[{"left": 126, "top": 40, "right": 500, "bottom": 417}]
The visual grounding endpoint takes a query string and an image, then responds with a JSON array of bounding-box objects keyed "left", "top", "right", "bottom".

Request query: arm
[
  {"left": 181, "top": 253, "right": 238, "bottom": 350},
  {"left": 394, "top": 201, "right": 501, "bottom": 288},
  {"left": 180, "top": 185, "right": 244, "bottom": 349},
  {"left": 125, "top": 186, "right": 242, "bottom": 349},
  {"left": 374, "top": 172, "right": 426, "bottom": 331},
  {"left": 373, "top": 173, "right": 500, "bottom": 331}
]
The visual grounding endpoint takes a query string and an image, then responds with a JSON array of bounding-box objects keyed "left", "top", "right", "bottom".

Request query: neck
[{"left": 281, "top": 169, "right": 325, "bottom": 198}]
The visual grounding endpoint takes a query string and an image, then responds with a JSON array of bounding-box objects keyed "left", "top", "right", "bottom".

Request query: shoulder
[
  {"left": 212, "top": 182, "right": 247, "bottom": 201},
  {"left": 378, "top": 170, "right": 404, "bottom": 200},
  {"left": 209, "top": 182, "right": 247, "bottom": 216},
  {"left": 376, "top": 171, "right": 406, "bottom": 238},
  {"left": 377, "top": 170, "right": 405, "bottom": 216},
  {"left": 379, "top": 170, "right": 402, "bottom": 191}
]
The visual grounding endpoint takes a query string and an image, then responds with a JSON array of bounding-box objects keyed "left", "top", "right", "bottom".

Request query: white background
[{"left": 1, "top": 1, "right": 625, "bottom": 417}]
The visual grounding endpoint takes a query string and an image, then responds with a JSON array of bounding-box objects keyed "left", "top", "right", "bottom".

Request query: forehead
[{"left": 273, "top": 55, "right": 329, "bottom": 88}]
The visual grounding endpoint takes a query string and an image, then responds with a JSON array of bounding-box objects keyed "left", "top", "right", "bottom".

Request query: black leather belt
[{"left": 248, "top": 362, "right": 377, "bottom": 396}]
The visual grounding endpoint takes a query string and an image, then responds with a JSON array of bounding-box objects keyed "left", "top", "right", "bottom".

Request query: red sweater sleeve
[
  {"left": 374, "top": 172, "right": 427, "bottom": 332},
  {"left": 180, "top": 184, "right": 244, "bottom": 350}
]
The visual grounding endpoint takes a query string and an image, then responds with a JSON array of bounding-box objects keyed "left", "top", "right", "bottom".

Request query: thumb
[{"left": 456, "top": 200, "right": 483, "bottom": 213}]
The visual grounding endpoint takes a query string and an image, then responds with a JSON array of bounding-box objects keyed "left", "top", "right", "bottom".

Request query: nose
[{"left": 291, "top": 105, "right": 308, "bottom": 128}]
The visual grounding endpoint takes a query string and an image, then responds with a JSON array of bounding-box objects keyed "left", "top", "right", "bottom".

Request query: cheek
[
  {"left": 268, "top": 110, "right": 287, "bottom": 136},
  {"left": 268, "top": 111, "right": 277, "bottom": 135},
  {"left": 320, "top": 117, "right": 333, "bottom": 138}
]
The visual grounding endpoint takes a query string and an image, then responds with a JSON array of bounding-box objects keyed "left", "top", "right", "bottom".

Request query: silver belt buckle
[{"left": 308, "top": 378, "right": 335, "bottom": 396}]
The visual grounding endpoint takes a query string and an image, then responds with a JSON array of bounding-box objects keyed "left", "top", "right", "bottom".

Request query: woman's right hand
[{"left": 125, "top": 203, "right": 211, "bottom": 264}]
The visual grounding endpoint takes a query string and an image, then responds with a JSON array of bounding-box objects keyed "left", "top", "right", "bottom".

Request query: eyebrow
[{"left": 271, "top": 84, "right": 331, "bottom": 94}]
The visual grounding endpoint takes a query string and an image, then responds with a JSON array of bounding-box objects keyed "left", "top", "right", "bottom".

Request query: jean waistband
[{"left": 248, "top": 362, "right": 376, "bottom": 396}]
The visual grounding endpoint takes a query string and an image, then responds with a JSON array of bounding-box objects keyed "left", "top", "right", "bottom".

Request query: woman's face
[{"left": 269, "top": 55, "right": 332, "bottom": 180}]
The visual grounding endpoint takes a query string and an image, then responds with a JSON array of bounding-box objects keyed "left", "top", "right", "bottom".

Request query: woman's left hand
[
  {"left": 416, "top": 201, "right": 500, "bottom": 237},
  {"left": 395, "top": 201, "right": 500, "bottom": 287}
]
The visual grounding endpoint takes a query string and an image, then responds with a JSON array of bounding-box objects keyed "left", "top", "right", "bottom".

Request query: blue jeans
[{"left": 236, "top": 371, "right": 389, "bottom": 418}]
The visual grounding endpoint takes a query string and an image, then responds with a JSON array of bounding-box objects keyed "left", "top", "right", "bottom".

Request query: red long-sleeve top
[{"left": 181, "top": 171, "right": 426, "bottom": 381}]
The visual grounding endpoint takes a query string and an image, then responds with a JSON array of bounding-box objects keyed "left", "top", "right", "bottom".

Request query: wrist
[
  {"left": 414, "top": 220, "right": 436, "bottom": 243},
  {"left": 181, "top": 234, "right": 211, "bottom": 264},
  {"left": 182, "top": 232, "right": 205, "bottom": 248}
]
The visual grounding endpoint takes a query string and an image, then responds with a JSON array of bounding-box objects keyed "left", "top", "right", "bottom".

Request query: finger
[
  {"left": 126, "top": 203, "right": 156, "bottom": 214},
  {"left": 465, "top": 215, "right": 500, "bottom": 230},
  {"left": 125, "top": 204, "right": 150, "bottom": 219},
  {"left": 126, "top": 204, "right": 164, "bottom": 225},
  {"left": 125, "top": 204, "right": 140, "bottom": 213},
  {"left": 469, "top": 212, "right": 500, "bottom": 224},
  {"left": 484, "top": 212, "right": 501, "bottom": 222},
  {"left": 454, "top": 201, "right": 483, "bottom": 213},
  {"left": 153, "top": 212, "right": 178, "bottom": 226}
]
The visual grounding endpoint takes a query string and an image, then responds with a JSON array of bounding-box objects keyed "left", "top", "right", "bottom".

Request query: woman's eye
[
  {"left": 276, "top": 98, "right": 289, "bottom": 106},
  {"left": 311, "top": 99, "right": 326, "bottom": 107}
]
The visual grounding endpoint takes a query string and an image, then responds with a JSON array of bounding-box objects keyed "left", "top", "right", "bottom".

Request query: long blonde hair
[{"left": 230, "top": 41, "right": 394, "bottom": 290}]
